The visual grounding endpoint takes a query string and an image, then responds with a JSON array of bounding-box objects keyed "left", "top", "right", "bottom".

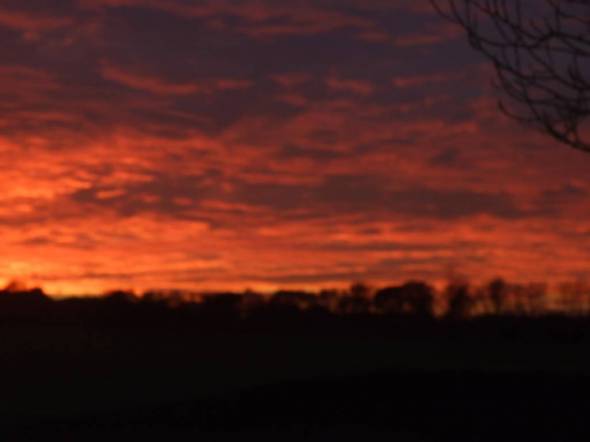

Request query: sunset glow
[{"left": 1, "top": 0, "right": 589, "bottom": 295}]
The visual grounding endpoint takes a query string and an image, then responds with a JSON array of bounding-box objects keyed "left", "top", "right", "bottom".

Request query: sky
[{"left": 0, "top": 0, "right": 589, "bottom": 296}]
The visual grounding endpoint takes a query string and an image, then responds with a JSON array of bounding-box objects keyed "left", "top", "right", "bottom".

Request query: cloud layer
[{"left": 0, "top": 0, "right": 589, "bottom": 294}]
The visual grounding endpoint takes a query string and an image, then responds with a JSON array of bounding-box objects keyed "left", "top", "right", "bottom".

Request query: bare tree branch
[{"left": 431, "top": 0, "right": 590, "bottom": 153}]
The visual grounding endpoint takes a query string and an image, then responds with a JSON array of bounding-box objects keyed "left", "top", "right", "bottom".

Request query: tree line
[{"left": 2, "top": 277, "right": 590, "bottom": 321}]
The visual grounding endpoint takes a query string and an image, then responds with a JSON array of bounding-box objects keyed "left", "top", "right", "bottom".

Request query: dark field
[
  {"left": 1, "top": 288, "right": 590, "bottom": 440},
  {"left": 2, "top": 319, "right": 590, "bottom": 441}
]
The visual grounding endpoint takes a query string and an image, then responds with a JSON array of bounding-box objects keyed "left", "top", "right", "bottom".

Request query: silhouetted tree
[
  {"left": 486, "top": 278, "right": 509, "bottom": 315},
  {"left": 350, "top": 281, "right": 373, "bottom": 304},
  {"left": 201, "top": 293, "right": 243, "bottom": 315},
  {"left": 271, "top": 290, "right": 317, "bottom": 310},
  {"left": 141, "top": 291, "right": 168, "bottom": 305},
  {"left": 444, "top": 283, "right": 473, "bottom": 319},
  {"left": 431, "top": 0, "right": 590, "bottom": 153},
  {"left": 0, "top": 285, "right": 48, "bottom": 303},
  {"left": 242, "top": 289, "right": 265, "bottom": 310},
  {"left": 103, "top": 290, "right": 138, "bottom": 305},
  {"left": 0, "top": 284, "right": 50, "bottom": 320},
  {"left": 521, "top": 283, "right": 548, "bottom": 316},
  {"left": 318, "top": 289, "right": 340, "bottom": 312},
  {"left": 507, "top": 283, "right": 528, "bottom": 316},
  {"left": 338, "top": 282, "right": 372, "bottom": 314},
  {"left": 558, "top": 280, "right": 590, "bottom": 315},
  {"left": 374, "top": 286, "right": 404, "bottom": 315},
  {"left": 374, "top": 281, "right": 434, "bottom": 317}
]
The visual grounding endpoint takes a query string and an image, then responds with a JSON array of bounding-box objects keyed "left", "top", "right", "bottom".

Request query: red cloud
[
  {"left": 101, "top": 64, "right": 202, "bottom": 96},
  {"left": 0, "top": 9, "right": 71, "bottom": 32},
  {"left": 392, "top": 71, "right": 464, "bottom": 88},
  {"left": 100, "top": 63, "right": 252, "bottom": 95},
  {"left": 325, "top": 77, "right": 375, "bottom": 96},
  {"left": 271, "top": 73, "right": 311, "bottom": 88}
]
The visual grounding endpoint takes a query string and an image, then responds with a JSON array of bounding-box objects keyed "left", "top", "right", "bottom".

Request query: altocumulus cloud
[{"left": 0, "top": 0, "right": 588, "bottom": 293}]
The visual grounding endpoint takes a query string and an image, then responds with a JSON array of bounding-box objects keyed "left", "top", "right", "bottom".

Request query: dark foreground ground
[
  {"left": 7, "top": 370, "right": 590, "bottom": 441},
  {"left": 1, "top": 316, "right": 589, "bottom": 441}
]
